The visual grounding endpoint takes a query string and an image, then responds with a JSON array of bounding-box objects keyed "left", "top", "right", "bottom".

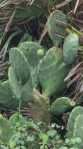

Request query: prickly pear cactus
[
  {"left": 8, "top": 67, "right": 21, "bottom": 99},
  {"left": 47, "top": 10, "right": 67, "bottom": 46},
  {"left": 8, "top": 66, "right": 34, "bottom": 103},
  {"left": 19, "top": 41, "right": 45, "bottom": 87},
  {"left": 63, "top": 33, "right": 79, "bottom": 64},
  {"left": 0, "top": 81, "right": 18, "bottom": 109},
  {"left": 67, "top": 106, "right": 83, "bottom": 138},
  {"left": 50, "top": 97, "right": 75, "bottom": 116},
  {"left": 9, "top": 48, "right": 30, "bottom": 85},
  {"left": 0, "top": 114, "right": 12, "bottom": 142},
  {"left": 74, "top": 115, "right": 83, "bottom": 142},
  {"left": 21, "top": 77, "right": 34, "bottom": 103},
  {"left": 38, "top": 47, "right": 71, "bottom": 96}
]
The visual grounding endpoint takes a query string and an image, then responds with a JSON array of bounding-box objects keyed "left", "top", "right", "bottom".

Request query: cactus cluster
[
  {"left": 67, "top": 106, "right": 83, "bottom": 142},
  {"left": 0, "top": 10, "right": 80, "bottom": 122}
]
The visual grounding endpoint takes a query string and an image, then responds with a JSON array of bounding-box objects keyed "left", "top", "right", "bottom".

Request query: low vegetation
[{"left": 0, "top": 0, "right": 82, "bottom": 148}]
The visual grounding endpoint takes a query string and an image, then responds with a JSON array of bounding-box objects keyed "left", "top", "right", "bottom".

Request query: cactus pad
[
  {"left": 8, "top": 67, "right": 21, "bottom": 99},
  {"left": 74, "top": 115, "right": 83, "bottom": 142},
  {"left": 9, "top": 48, "right": 30, "bottom": 85},
  {"left": 21, "top": 77, "right": 34, "bottom": 103},
  {"left": 0, "top": 81, "right": 18, "bottom": 109},
  {"left": 50, "top": 97, "right": 75, "bottom": 116},
  {"left": 38, "top": 47, "right": 71, "bottom": 96},
  {"left": 19, "top": 41, "right": 45, "bottom": 87},
  {"left": 67, "top": 106, "right": 83, "bottom": 138},
  {"left": 63, "top": 33, "right": 79, "bottom": 64},
  {"left": 47, "top": 10, "right": 67, "bottom": 46}
]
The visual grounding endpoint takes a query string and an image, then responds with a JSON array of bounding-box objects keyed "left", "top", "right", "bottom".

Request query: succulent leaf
[
  {"left": 50, "top": 97, "right": 75, "bottom": 116},
  {"left": 0, "top": 81, "right": 18, "bottom": 109},
  {"left": 67, "top": 106, "right": 83, "bottom": 138},
  {"left": 8, "top": 67, "right": 21, "bottom": 99},
  {"left": 38, "top": 47, "right": 71, "bottom": 96},
  {"left": 47, "top": 10, "right": 67, "bottom": 46},
  {"left": 74, "top": 115, "right": 83, "bottom": 142},
  {"left": 19, "top": 41, "right": 45, "bottom": 87},
  {"left": 63, "top": 33, "right": 79, "bottom": 64},
  {"left": 9, "top": 48, "right": 30, "bottom": 85}
]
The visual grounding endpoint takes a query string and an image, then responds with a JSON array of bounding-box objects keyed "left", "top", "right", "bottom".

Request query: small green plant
[{"left": 0, "top": 114, "right": 63, "bottom": 149}]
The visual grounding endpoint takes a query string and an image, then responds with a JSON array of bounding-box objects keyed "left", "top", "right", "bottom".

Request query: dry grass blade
[
  {"left": 73, "top": 0, "right": 80, "bottom": 13},
  {"left": 5, "top": 9, "right": 16, "bottom": 33},
  {"left": 55, "top": 0, "right": 73, "bottom": 9},
  {"left": 65, "top": 62, "right": 83, "bottom": 97},
  {"left": 0, "top": 0, "right": 34, "bottom": 8},
  {"left": 65, "top": 62, "right": 83, "bottom": 81}
]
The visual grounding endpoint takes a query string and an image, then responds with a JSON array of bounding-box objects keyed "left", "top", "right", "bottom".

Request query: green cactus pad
[
  {"left": 21, "top": 77, "right": 34, "bottom": 103},
  {"left": 38, "top": 47, "right": 71, "bottom": 96},
  {"left": 50, "top": 97, "right": 74, "bottom": 116},
  {"left": 67, "top": 106, "right": 83, "bottom": 138},
  {"left": 9, "top": 48, "right": 30, "bottom": 85},
  {"left": 47, "top": 10, "right": 67, "bottom": 46},
  {"left": 63, "top": 33, "right": 79, "bottom": 64},
  {"left": 8, "top": 67, "right": 21, "bottom": 99},
  {"left": 0, "top": 81, "right": 18, "bottom": 109},
  {"left": 74, "top": 115, "right": 83, "bottom": 142},
  {"left": 0, "top": 114, "right": 12, "bottom": 142},
  {"left": 19, "top": 41, "right": 45, "bottom": 87},
  {"left": 8, "top": 66, "right": 33, "bottom": 104}
]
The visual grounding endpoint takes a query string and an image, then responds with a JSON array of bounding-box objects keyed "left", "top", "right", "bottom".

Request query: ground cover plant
[{"left": 0, "top": 0, "right": 83, "bottom": 149}]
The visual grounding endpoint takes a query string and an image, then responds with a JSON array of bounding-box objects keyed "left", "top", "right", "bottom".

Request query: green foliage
[
  {"left": 8, "top": 67, "right": 21, "bottom": 99},
  {"left": 0, "top": 114, "right": 81, "bottom": 149},
  {"left": 47, "top": 10, "right": 67, "bottom": 46},
  {"left": 0, "top": 114, "right": 12, "bottom": 143},
  {"left": 21, "top": 78, "right": 34, "bottom": 103},
  {"left": 63, "top": 137, "right": 82, "bottom": 149},
  {"left": 13, "top": 2, "right": 43, "bottom": 22},
  {"left": 9, "top": 48, "right": 30, "bottom": 85},
  {"left": 9, "top": 67, "right": 34, "bottom": 104},
  {"left": 0, "top": 0, "right": 44, "bottom": 35},
  {"left": 0, "top": 81, "right": 18, "bottom": 109},
  {"left": 38, "top": 47, "right": 71, "bottom": 96},
  {"left": 63, "top": 33, "right": 79, "bottom": 64},
  {"left": 9, "top": 48, "right": 34, "bottom": 104},
  {"left": 74, "top": 115, "right": 83, "bottom": 142},
  {"left": 9, "top": 113, "right": 26, "bottom": 126},
  {"left": 67, "top": 106, "right": 83, "bottom": 138},
  {"left": 50, "top": 97, "right": 76, "bottom": 116},
  {"left": 0, "top": 114, "right": 63, "bottom": 149},
  {"left": 0, "top": 3, "right": 82, "bottom": 149},
  {"left": 19, "top": 41, "right": 45, "bottom": 87}
]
